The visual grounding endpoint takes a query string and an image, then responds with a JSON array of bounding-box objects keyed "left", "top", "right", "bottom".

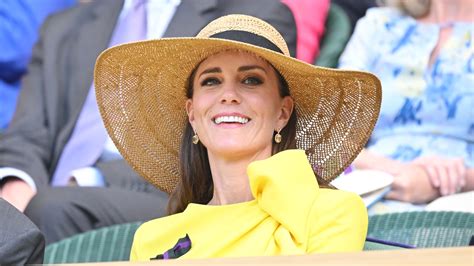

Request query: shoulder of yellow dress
[
  {"left": 135, "top": 211, "right": 183, "bottom": 234},
  {"left": 318, "top": 188, "right": 366, "bottom": 210}
]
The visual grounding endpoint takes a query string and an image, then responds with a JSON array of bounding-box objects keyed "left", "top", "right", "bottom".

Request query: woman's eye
[
  {"left": 201, "top": 78, "right": 220, "bottom": 86},
  {"left": 243, "top": 77, "right": 263, "bottom": 85}
]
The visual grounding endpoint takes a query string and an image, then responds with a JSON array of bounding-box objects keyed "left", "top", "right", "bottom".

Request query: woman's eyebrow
[
  {"left": 238, "top": 65, "right": 267, "bottom": 73},
  {"left": 199, "top": 67, "right": 221, "bottom": 78}
]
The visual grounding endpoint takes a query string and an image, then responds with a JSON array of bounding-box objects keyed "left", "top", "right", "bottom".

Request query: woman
[
  {"left": 339, "top": 0, "right": 474, "bottom": 208},
  {"left": 94, "top": 15, "right": 381, "bottom": 260}
]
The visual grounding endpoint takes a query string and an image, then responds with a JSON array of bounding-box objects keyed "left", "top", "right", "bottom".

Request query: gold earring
[
  {"left": 192, "top": 131, "right": 199, "bottom": 145},
  {"left": 274, "top": 129, "right": 282, "bottom": 144}
]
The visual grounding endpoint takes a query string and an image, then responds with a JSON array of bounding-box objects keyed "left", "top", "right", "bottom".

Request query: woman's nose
[{"left": 220, "top": 83, "right": 241, "bottom": 104}]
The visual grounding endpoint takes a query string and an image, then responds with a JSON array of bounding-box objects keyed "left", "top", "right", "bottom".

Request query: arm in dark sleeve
[
  {"left": 0, "top": 16, "right": 54, "bottom": 188},
  {"left": 96, "top": 159, "right": 160, "bottom": 193},
  {"left": 0, "top": 198, "right": 45, "bottom": 264}
]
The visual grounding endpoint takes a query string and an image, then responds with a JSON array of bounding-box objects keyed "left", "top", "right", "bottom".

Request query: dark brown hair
[{"left": 167, "top": 62, "right": 297, "bottom": 215}]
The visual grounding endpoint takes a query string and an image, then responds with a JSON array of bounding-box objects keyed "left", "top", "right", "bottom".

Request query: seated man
[{"left": 0, "top": 0, "right": 296, "bottom": 244}]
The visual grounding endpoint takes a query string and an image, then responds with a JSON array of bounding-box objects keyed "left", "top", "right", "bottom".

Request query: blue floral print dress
[{"left": 339, "top": 7, "right": 474, "bottom": 168}]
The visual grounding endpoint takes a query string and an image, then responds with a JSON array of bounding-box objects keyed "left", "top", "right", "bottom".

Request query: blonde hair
[{"left": 377, "top": 0, "right": 431, "bottom": 18}]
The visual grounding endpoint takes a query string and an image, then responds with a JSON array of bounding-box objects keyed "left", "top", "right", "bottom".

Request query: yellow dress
[{"left": 130, "top": 150, "right": 368, "bottom": 261}]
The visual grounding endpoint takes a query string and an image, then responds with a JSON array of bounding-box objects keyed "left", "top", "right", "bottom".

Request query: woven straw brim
[{"left": 94, "top": 38, "right": 381, "bottom": 194}]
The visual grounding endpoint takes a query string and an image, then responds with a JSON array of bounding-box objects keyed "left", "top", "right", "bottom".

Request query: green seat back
[
  {"left": 363, "top": 241, "right": 403, "bottom": 251},
  {"left": 46, "top": 211, "right": 473, "bottom": 262},
  {"left": 368, "top": 211, "right": 474, "bottom": 248},
  {"left": 314, "top": 3, "right": 351, "bottom": 68},
  {"left": 43, "top": 223, "right": 397, "bottom": 263},
  {"left": 44, "top": 222, "right": 142, "bottom": 263}
]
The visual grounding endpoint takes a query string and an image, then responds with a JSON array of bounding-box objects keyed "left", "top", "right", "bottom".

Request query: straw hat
[{"left": 94, "top": 14, "right": 382, "bottom": 194}]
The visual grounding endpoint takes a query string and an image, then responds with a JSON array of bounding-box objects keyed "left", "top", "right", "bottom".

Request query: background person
[{"left": 339, "top": 0, "right": 474, "bottom": 211}]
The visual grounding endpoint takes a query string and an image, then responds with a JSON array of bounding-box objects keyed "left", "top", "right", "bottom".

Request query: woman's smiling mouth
[{"left": 212, "top": 114, "right": 251, "bottom": 125}]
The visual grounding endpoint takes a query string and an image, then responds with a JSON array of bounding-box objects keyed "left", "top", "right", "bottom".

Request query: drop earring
[
  {"left": 274, "top": 129, "right": 282, "bottom": 144},
  {"left": 192, "top": 131, "right": 199, "bottom": 145}
]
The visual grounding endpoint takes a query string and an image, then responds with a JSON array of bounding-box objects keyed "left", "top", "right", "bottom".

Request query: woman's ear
[
  {"left": 277, "top": 96, "right": 294, "bottom": 129},
  {"left": 185, "top": 99, "right": 195, "bottom": 127}
]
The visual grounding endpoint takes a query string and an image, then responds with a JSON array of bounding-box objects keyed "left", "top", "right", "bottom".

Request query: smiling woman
[
  {"left": 94, "top": 15, "right": 382, "bottom": 261},
  {"left": 179, "top": 50, "right": 296, "bottom": 210},
  {"left": 187, "top": 51, "right": 289, "bottom": 158}
]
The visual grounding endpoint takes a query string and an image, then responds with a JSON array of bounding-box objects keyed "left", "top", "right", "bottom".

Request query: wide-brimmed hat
[{"left": 94, "top": 14, "right": 382, "bottom": 194}]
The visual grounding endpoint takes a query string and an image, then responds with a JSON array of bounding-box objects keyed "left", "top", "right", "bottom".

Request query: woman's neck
[{"left": 207, "top": 148, "right": 271, "bottom": 205}]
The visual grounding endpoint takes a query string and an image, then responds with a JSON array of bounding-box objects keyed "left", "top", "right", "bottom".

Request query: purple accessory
[
  {"left": 151, "top": 234, "right": 192, "bottom": 260},
  {"left": 343, "top": 164, "right": 354, "bottom": 175}
]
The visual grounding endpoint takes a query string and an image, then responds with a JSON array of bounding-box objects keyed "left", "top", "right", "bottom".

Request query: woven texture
[
  {"left": 368, "top": 211, "right": 474, "bottom": 248},
  {"left": 94, "top": 14, "right": 382, "bottom": 194},
  {"left": 44, "top": 222, "right": 142, "bottom": 263},
  {"left": 314, "top": 3, "right": 352, "bottom": 68}
]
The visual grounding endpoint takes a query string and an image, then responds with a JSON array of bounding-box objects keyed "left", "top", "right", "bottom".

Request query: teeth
[{"left": 214, "top": 116, "right": 249, "bottom": 124}]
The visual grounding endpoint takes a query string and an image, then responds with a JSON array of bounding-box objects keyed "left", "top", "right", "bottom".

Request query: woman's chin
[
  {"left": 210, "top": 143, "right": 247, "bottom": 153},
  {"left": 206, "top": 141, "right": 271, "bottom": 160}
]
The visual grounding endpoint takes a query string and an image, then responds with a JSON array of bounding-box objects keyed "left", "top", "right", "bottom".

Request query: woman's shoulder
[
  {"left": 312, "top": 188, "right": 367, "bottom": 219},
  {"left": 131, "top": 211, "right": 200, "bottom": 260},
  {"left": 134, "top": 212, "right": 185, "bottom": 239},
  {"left": 318, "top": 188, "right": 364, "bottom": 206},
  {"left": 306, "top": 188, "right": 368, "bottom": 252}
]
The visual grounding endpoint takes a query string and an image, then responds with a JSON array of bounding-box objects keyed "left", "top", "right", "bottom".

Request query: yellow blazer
[{"left": 130, "top": 150, "right": 367, "bottom": 261}]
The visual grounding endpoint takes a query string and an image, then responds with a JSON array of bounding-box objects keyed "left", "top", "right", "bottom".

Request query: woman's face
[{"left": 186, "top": 50, "right": 293, "bottom": 160}]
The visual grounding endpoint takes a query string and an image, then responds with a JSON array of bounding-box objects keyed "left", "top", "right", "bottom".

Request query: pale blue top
[{"left": 339, "top": 7, "right": 474, "bottom": 167}]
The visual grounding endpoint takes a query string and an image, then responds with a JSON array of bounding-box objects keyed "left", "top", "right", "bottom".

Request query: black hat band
[{"left": 210, "top": 30, "right": 284, "bottom": 55}]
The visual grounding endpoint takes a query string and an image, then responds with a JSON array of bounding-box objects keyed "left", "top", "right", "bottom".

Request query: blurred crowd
[{"left": 0, "top": 0, "right": 472, "bottom": 264}]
